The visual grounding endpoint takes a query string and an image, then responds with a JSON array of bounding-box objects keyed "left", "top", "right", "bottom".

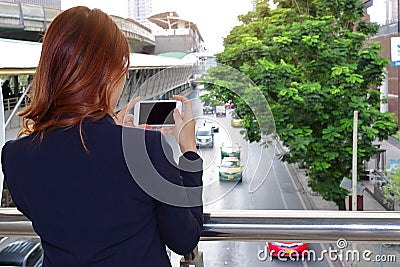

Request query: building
[
  {"left": 366, "top": 0, "right": 400, "bottom": 126},
  {"left": 128, "top": 0, "right": 152, "bottom": 29},
  {"left": 148, "top": 11, "right": 204, "bottom": 55},
  {"left": 1, "top": 0, "right": 61, "bottom": 9}
]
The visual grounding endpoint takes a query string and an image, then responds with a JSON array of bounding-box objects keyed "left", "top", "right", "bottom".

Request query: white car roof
[
  {"left": 222, "top": 157, "right": 239, "bottom": 162},
  {"left": 197, "top": 126, "right": 212, "bottom": 131}
]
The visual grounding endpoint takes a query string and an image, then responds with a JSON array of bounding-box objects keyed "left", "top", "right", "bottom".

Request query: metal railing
[
  {"left": 201, "top": 210, "right": 400, "bottom": 243},
  {"left": 3, "top": 96, "right": 29, "bottom": 112},
  {"left": 1, "top": 208, "right": 400, "bottom": 240},
  {"left": 0, "top": 208, "right": 399, "bottom": 266}
]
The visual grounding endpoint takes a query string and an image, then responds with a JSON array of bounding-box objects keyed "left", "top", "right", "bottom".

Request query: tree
[
  {"left": 208, "top": 0, "right": 397, "bottom": 209},
  {"left": 382, "top": 167, "right": 400, "bottom": 211}
]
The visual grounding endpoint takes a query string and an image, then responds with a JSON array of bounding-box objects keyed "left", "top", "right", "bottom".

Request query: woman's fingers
[
  {"left": 114, "top": 96, "right": 140, "bottom": 126},
  {"left": 173, "top": 95, "right": 192, "bottom": 113},
  {"left": 123, "top": 96, "right": 140, "bottom": 116},
  {"left": 172, "top": 107, "right": 183, "bottom": 125},
  {"left": 170, "top": 95, "right": 196, "bottom": 153},
  {"left": 123, "top": 114, "right": 134, "bottom": 126},
  {"left": 159, "top": 126, "right": 174, "bottom": 136}
]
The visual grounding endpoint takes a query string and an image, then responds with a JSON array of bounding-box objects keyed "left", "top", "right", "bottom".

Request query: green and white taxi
[{"left": 218, "top": 157, "right": 243, "bottom": 182}]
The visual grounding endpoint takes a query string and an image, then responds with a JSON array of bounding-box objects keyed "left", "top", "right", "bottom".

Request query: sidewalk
[{"left": 285, "top": 139, "right": 400, "bottom": 266}]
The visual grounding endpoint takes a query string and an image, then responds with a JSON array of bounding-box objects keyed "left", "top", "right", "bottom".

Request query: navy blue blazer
[{"left": 1, "top": 115, "right": 203, "bottom": 267}]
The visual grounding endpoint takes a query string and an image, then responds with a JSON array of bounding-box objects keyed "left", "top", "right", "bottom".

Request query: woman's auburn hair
[{"left": 19, "top": 6, "right": 130, "bottom": 139}]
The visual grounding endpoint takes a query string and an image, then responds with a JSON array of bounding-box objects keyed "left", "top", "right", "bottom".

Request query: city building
[
  {"left": 128, "top": 0, "right": 152, "bottom": 29},
  {"left": 148, "top": 11, "right": 204, "bottom": 55},
  {"left": 366, "top": 0, "right": 400, "bottom": 126},
  {"left": 1, "top": 0, "right": 61, "bottom": 9}
]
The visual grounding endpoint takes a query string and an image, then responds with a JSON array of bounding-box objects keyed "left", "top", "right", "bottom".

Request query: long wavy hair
[{"left": 18, "top": 6, "right": 130, "bottom": 145}]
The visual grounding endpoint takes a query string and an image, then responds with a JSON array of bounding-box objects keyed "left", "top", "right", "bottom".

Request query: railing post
[
  {"left": 5, "top": 84, "right": 31, "bottom": 128},
  {"left": 180, "top": 246, "right": 204, "bottom": 267}
]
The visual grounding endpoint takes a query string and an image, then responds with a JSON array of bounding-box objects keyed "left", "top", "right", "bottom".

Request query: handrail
[
  {"left": 202, "top": 210, "right": 400, "bottom": 243},
  {"left": 4, "top": 83, "right": 31, "bottom": 128},
  {"left": 0, "top": 208, "right": 400, "bottom": 243}
]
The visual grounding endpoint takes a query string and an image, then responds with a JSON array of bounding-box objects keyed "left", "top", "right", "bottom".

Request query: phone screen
[{"left": 138, "top": 101, "right": 176, "bottom": 125}]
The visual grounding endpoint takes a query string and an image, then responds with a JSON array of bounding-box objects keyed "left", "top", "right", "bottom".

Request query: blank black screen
[{"left": 138, "top": 102, "right": 176, "bottom": 125}]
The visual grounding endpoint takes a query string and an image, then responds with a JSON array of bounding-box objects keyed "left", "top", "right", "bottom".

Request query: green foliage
[
  {"left": 209, "top": 0, "right": 397, "bottom": 207},
  {"left": 382, "top": 167, "right": 400, "bottom": 206},
  {"left": 199, "top": 92, "right": 223, "bottom": 107},
  {"left": 392, "top": 131, "right": 400, "bottom": 141}
]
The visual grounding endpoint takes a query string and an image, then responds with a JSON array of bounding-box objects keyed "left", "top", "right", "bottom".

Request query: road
[{"left": 170, "top": 88, "right": 338, "bottom": 266}]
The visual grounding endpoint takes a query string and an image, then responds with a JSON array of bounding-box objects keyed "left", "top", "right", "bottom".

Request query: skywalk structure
[{"left": 0, "top": 1, "right": 155, "bottom": 52}]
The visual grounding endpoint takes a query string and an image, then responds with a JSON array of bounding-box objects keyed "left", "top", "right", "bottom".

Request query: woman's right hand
[{"left": 160, "top": 95, "right": 197, "bottom": 154}]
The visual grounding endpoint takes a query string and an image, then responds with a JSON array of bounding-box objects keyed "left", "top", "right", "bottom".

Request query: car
[
  {"left": 202, "top": 105, "right": 215, "bottom": 114},
  {"left": 215, "top": 105, "right": 226, "bottom": 117},
  {"left": 225, "top": 101, "right": 234, "bottom": 109},
  {"left": 231, "top": 117, "right": 243, "bottom": 127},
  {"left": 221, "top": 143, "right": 241, "bottom": 159},
  {"left": 267, "top": 242, "right": 308, "bottom": 258},
  {"left": 0, "top": 237, "right": 43, "bottom": 267},
  {"left": 203, "top": 120, "right": 219, "bottom": 133},
  {"left": 218, "top": 156, "right": 243, "bottom": 182},
  {"left": 230, "top": 111, "right": 244, "bottom": 127},
  {"left": 196, "top": 126, "right": 214, "bottom": 148}
]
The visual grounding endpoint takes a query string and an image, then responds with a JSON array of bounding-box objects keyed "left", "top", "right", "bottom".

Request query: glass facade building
[{"left": 128, "top": 0, "right": 152, "bottom": 29}]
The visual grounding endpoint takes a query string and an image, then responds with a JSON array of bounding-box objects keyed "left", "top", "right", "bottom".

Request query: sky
[{"left": 61, "top": 0, "right": 254, "bottom": 54}]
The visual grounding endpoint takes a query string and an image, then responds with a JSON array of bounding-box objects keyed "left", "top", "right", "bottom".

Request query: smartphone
[{"left": 133, "top": 100, "right": 182, "bottom": 127}]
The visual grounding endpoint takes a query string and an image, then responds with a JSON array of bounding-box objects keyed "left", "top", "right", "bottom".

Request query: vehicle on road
[
  {"left": 0, "top": 237, "right": 43, "bottom": 266},
  {"left": 225, "top": 100, "right": 234, "bottom": 109},
  {"left": 202, "top": 105, "right": 215, "bottom": 114},
  {"left": 218, "top": 156, "right": 243, "bottom": 182},
  {"left": 203, "top": 120, "right": 219, "bottom": 133},
  {"left": 196, "top": 126, "right": 214, "bottom": 148},
  {"left": 267, "top": 242, "right": 308, "bottom": 257},
  {"left": 231, "top": 113, "right": 243, "bottom": 127},
  {"left": 221, "top": 143, "right": 241, "bottom": 159},
  {"left": 215, "top": 105, "right": 226, "bottom": 117}
]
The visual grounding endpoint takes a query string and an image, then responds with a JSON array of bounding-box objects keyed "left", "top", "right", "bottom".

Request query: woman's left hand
[{"left": 113, "top": 96, "right": 140, "bottom": 127}]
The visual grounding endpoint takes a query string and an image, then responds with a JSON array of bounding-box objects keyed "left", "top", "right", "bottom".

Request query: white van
[{"left": 215, "top": 105, "right": 226, "bottom": 117}]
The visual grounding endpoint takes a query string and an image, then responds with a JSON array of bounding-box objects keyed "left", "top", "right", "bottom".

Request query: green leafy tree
[
  {"left": 382, "top": 167, "right": 400, "bottom": 210},
  {"left": 209, "top": 0, "right": 397, "bottom": 209}
]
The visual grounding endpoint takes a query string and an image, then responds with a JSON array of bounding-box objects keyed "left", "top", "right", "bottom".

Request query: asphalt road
[{"left": 170, "top": 88, "right": 338, "bottom": 267}]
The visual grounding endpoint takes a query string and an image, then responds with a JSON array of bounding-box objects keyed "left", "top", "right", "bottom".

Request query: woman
[{"left": 1, "top": 6, "right": 203, "bottom": 267}]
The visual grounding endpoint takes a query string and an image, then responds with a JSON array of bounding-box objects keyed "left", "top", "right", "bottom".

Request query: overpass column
[{"left": 17, "top": 0, "right": 24, "bottom": 26}]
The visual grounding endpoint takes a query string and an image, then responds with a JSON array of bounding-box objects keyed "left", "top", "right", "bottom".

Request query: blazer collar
[{"left": 103, "top": 114, "right": 116, "bottom": 125}]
